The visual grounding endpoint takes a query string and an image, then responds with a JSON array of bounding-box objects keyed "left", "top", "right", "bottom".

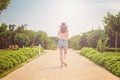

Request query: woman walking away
[{"left": 57, "top": 22, "right": 69, "bottom": 67}]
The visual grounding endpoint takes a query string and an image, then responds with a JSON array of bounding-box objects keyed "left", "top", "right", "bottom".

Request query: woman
[{"left": 57, "top": 22, "right": 69, "bottom": 67}]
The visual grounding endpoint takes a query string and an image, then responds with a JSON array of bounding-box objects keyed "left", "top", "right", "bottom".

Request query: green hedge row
[
  {"left": 0, "top": 47, "right": 43, "bottom": 73},
  {"left": 105, "top": 48, "right": 120, "bottom": 52},
  {"left": 80, "top": 47, "right": 120, "bottom": 77}
]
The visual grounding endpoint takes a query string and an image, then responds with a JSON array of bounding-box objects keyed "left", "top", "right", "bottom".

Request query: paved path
[{"left": 1, "top": 49, "right": 120, "bottom": 80}]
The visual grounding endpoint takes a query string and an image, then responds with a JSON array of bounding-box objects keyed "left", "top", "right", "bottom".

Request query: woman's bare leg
[
  {"left": 64, "top": 48, "right": 67, "bottom": 60},
  {"left": 62, "top": 48, "right": 67, "bottom": 66},
  {"left": 59, "top": 48, "right": 68, "bottom": 67},
  {"left": 59, "top": 48, "right": 63, "bottom": 67}
]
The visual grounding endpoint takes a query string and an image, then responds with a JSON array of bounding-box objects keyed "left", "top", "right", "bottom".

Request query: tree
[
  {"left": 15, "top": 25, "right": 25, "bottom": 33},
  {"left": 0, "top": 23, "right": 58, "bottom": 49},
  {"left": 87, "top": 29, "right": 105, "bottom": 48},
  {"left": 69, "top": 35, "right": 81, "bottom": 50},
  {"left": 97, "top": 37, "right": 109, "bottom": 53},
  {"left": 103, "top": 12, "right": 120, "bottom": 51},
  {"left": 9, "top": 24, "right": 16, "bottom": 32},
  {"left": 0, "top": 0, "right": 11, "bottom": 14},
  {"left": 14, "top": 33, "right": 30, "bottom": 47},
  {"left": 0, "top": 23, "right": 9, "bottom": 48},
  {"left": 24, "top": 30, "right": 36, "bottom": 46},
  {"left": 79, "top": 33, "right": 89, "bottom": 49},
  {"left": 45, "top": 37, "right": 57, "bottom": 49},
  {"left": 0, "top": 23, "right": 7, "bottom": 32},
  {"left": 8, "top": 24, "right": 16, "bottom": 45},
  {"left": 34, "top": 31, "right": 48, "bottom": 49}
]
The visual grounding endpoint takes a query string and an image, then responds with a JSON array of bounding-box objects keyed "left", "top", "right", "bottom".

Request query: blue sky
[{"left": 0, "top": 0, "right": 120, "bottom": 37}]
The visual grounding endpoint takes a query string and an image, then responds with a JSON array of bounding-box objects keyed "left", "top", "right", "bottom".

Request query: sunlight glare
[{"left": 56, "top": 0, "right": 78, "bottom": 16}]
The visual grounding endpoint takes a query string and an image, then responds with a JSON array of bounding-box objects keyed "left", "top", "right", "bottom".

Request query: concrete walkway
[{"left": 1, "top": 49, "right": 120, "bottom": 80}]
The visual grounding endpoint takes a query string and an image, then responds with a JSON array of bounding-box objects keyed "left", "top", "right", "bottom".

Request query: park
[{"left": 0, "top": 0, "right": 120, "bottom": 80}]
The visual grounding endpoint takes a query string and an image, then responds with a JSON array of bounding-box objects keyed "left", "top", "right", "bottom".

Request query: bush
[
  {"left": 105, "top": 48, "right": 120, "bottom": 52},
  {"left": 0, "top": 47, "right": 44, "bottom": 74},
  {"left": 80, "top": 47, "right": 120, "bottom": 77}
]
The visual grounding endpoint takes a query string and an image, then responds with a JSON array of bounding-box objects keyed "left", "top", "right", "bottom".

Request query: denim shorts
[{"left": 58, "top": 39, "right": 68, "bottom": 49}]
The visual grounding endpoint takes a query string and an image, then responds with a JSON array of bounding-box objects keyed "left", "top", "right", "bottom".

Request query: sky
[{"left": 0, "top": 0, "right": 120, "bottom": 37}]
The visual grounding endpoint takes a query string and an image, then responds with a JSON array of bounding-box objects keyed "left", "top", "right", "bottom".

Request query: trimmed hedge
[
  {"left": 80, "top": 47, "right": 120, "bottom": 77},
  {"left": 0, "top": 47, "right": 43, "bottom": 74},
  {"left": 105, "top": 48, "right": 120, "bottom": 52}
]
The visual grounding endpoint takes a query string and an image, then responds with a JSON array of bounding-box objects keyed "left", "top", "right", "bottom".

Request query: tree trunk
[{"left": 115, "top": 33, "right": 117, "bottom": 52}]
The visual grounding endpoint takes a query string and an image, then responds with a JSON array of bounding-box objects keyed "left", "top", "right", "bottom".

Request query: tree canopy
[
  {"left": 0, "top": 0, "right": 11, "bottom": 14},
  {"left": 0, "top": 23, "right": 57, "bottom": 49},
  {"left": 103, "top": 12, "right": 120, "bottom": 50}
]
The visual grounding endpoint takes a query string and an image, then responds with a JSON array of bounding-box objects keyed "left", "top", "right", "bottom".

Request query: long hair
[{"left": 60, "top": 27, "right": 67, "bottom": 33}]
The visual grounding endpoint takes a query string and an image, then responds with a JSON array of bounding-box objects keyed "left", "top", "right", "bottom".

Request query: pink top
[{"left": 57, "top": 29, "right": 69, "bottom": 40}]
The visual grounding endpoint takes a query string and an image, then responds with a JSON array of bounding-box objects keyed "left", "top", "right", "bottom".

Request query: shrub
[
  {"left": 80, "top": 47, "right": 120, "bottom": 77},
  {"left": 105, "top": 48, "right": 120, "bottom": 52},
  {"left": 0, "top": 47, "right": 44, "bottom": 74}
]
